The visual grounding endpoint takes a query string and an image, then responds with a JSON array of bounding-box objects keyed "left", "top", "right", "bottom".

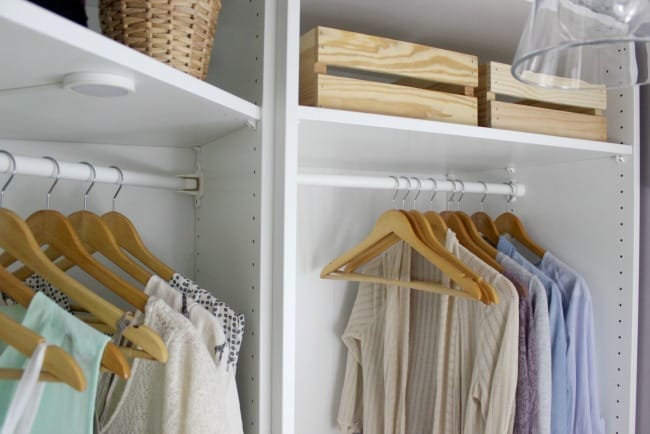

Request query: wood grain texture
[
  {"left": 484, "top": 61, "right": 607, "bottom": 110},
  {"left": 312, "top": 26, "right": 478, "bottom": 87},
  {"left": 481, "top": 101, "right": 607, "bottom": 141},
  {"left": 314, "top": 74, "right": 477, "bottom": 125}
]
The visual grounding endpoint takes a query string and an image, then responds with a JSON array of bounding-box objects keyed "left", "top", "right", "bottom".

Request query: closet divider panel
[
  {"left": 195, "top": 126, "right": 267, "bottom": 434},
  {"left": 0, "top": 139, "right": 197, "bottom": 308}
]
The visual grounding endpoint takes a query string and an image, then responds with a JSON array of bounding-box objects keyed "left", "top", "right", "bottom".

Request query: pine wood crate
[
  {"left": 478, "top": 62, "right": 607, "bottom": 141},
  {"left": 300, "top": 26, "right": 478, "bottom": 125}
]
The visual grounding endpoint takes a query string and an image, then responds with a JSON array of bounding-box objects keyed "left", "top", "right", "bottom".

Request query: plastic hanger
[
  {"left": 470, "top": 182, "right": 500, "bottom": 245},
  {"left": 101, "top": 166, "right": 175, "bottom": 282},
  {"left": 495, "top": 184, "right": 546, "bottom": 258},
  {"left": 0, "top": 311, "right": 86, "bottom": 390},
  {"left": 0, "top": 152, "right": 167, "bottom": 364},
  {"left": 4, "top": 161, "right": 149, "bottom": 312},
  {"left": 40, "top": 162, "right": 152, "bottom": 286},
  {"left": 321, "top": 177, "right": 488, "bottom": 302}
]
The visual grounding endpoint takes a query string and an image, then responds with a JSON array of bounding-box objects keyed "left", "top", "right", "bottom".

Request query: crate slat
[
  {"left": 482, "top": 62, "right": 606, "bottom": 110},
  {"left": 312, "top": 74, "right": 477, "bottom": 124},
  {"left": 310, "top": 26, "right": 478, "bottom": 87},
  {"left": 484, "top": 100, "right": 607, "bottom": 141}
]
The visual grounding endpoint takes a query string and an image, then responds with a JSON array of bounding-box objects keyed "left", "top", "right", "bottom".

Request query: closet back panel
[
  {"left": 0, "top": 139, "right": 196, "bottom": 308},
  {"left": 196, "top": 126, "right": 267, "bottom": 433},
  {"left": 294, "top": 153, "right": 636, "bottom": 433}
]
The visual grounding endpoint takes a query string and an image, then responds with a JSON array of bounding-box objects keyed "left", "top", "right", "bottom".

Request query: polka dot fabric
[
  {"left": 169, "top": 273, "right": 245, "bottom": 371},
  {"left": 0, "top": 274, "right": 72, "bottom": 313}
]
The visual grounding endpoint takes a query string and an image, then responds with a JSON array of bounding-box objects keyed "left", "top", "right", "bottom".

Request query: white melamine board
[
  {"left": 0, "top": 139, "right": 196, "bottom": 309},
  {"left": 298, "top": 107, "right": 632, "bottom": 174},
  {"left": 300, "top": 0, "right": 531, "bottom": 63},
  {"left": 0, "top": 0, "right": 260, "bottom": 148},
  {"left": 195, "top": 127, "right": 265, "bottom": 433},
  {"left": 472, "top": 156, "right": 637, "bottom": 434}
]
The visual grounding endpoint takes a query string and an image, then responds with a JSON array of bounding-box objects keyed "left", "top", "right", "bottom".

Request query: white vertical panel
[{"left": 196, "top": 126, "right": 263, "bottom": 433}]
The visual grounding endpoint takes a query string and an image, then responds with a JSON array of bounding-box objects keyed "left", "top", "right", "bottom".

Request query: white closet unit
[
  {"left": 0, "top": 0, "right": 271, "bottom": 432},
  {"left": 273, "top": 2, "right": 640, "bottom": 434},
  {"left": 0, "top": 0, "right": 642, "bottom": 433}
]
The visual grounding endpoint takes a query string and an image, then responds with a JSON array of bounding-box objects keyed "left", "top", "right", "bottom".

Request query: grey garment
[
  {"left": 168, "top": 273, "right": 245, "bottom": 371},
  {"left": 499, "top": 253, "right": 552, "bottom": 434},
  {"left": 1, "top": 275, "right": 72, "bottom": 313}
]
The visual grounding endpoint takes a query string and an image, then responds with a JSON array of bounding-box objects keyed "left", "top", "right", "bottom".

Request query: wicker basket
[{"left": 99, "top": 0, "right": 222, "bottom": 80}]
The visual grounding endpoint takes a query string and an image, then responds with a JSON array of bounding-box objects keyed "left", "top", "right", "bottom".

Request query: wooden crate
[
  {"left": 478, "top": 62, "right": 607, "bottom": 141},
  {"left": 300, "top": 26, "right": 478, "bottom": 125}
]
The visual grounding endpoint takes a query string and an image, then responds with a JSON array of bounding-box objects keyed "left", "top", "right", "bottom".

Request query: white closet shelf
[
  {"left": 0, "top": 0, "right": 260, "bottom": 148},
  {"left": 298, "top": 106, "right": 632, "bottom": 174}
]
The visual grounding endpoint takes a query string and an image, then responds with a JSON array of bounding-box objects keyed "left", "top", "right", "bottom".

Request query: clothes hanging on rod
[{"left": 328, "top": 180, "right": 603, "bottom": 434}]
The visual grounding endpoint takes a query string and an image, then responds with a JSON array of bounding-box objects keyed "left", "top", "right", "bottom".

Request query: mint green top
[{"left": 0, "top": 292, "right": 109, "bottom": 434}]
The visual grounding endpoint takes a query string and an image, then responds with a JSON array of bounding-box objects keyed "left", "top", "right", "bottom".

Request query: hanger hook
[
  {"left": 479, "top": 181, "right": 488, "bottom": 212},
  {"left": 79, "top": 161, "right": 96, "bottom": 211},
  {"left": 456, "top": 179, "right": 465, "bottom": 210},
  {"left": 507, "top": 181, "right": 517, "bottom": 204},
  {"left": 109, "top": 165, "right": 124, "bottom": 211},
  {"left": 0, "top": 150, "right": 16, "bottom": 208},
  {"left": 447, "top": 179, "right": 458, "bottom": 210},
  {"left": 42, "top": 156, "right": 61, "bottom": 209},
  {"left": 411, "top": 177, "right": 422, "bottom": 209},
  {"left": 428, "top": 178, "right": 439, "bottom": 210},
  {"left": 399, "top": 176, "right": 411, "bottom": 209}
]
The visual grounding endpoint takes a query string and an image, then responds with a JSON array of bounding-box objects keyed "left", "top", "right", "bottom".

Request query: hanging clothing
[
  {"left": 501, "top": 259, "right": 539, "bottom": 434},
  {"left": 143, "top": 275, "right": 244, "bottom": 433},
  {"left": 0, "top": 341, "right": 47, "bottom": 434},
  {"left": 538, "top": 252, "right": 605, "bottom": 434},
  {"left": 0, "top": 292, "right": 109, "bottom": 434},
  {"left": 97, "top": 297, "right": 239, "bottom": 434},
  {"left": 169, "top": 273, "right": 245, "bottom": 370},
  {"left": 498, "top": 236, "right": 570, "bottom": 434},
  {"left": 499, "top": 253, "right": 552, "bottom": 434},
  {"left": 1, "top": 274, "right": 71, "bottom": 313},
  {"left": 337, "top": 241, "right": 413, "bottom": 434}
]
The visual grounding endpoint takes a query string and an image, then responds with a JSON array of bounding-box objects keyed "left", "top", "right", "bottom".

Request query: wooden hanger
[
  {"left": 495, "top": 212, "right": 546, "bottom": 258},
  {"left": 0, "top": 207, "right": 168, "bottom": 363},
  {"left": 45, "top": 210, "right": 152, "bottom": 286},
  {"left": 471, "top": 211, "right": 500, "bottom": 246},
  {"left": 455, "top": 211, "right": 501, "bottom": 261},
  {"left": 0, "top": 262, "right": 130, "bottom": 379},
  {"left": 405, "top": 210, "right": 496, "bottom": 303},
  {"left": 0, "top": 311, "right": 86, "bottom": 390},
  {"left": 102, "top": 212, "right": 175, "bottom": 282},
  {"left": 321, "top": 209, "right": 487, "bottom": 302},
  {"left": 441, "top": 211, "right": 504, "bottom": 273},
  {"left": 422, "top": 210, "right": 448, "bottom": 244}
]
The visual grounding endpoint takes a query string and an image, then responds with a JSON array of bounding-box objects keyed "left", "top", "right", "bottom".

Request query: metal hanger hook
[
  {"left": 42, "top": 156, "right": 61, "bottom": 209},
  {"left": 428, "top": 178, "right": 439, "bottom": 210},
  {"left": 0, "top": 150, "right": 16, "bottom": 208},
  {"left": 79, "top": 161, "right": 96, "bottom": 211},
  {"left": 456, "top": 179, "right": 465, "bottom": 210},
  {"left": 447, "top": 179, "right": 458, "bottom": 210},
  {"left": 109, "top": 165, "right": 124, "bottom": 211},
  {"left": 411, "top": 177, "right": 422, "bottom": 209},
  {"left": 479, "top": 181, "right": 488, "bottom": 212},
  {"left": 399, "top": 176, "right": 411, "bottom": 209}
]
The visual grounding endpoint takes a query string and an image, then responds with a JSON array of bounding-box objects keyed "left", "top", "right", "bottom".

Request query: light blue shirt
[
  {"left": 498, "top": 236, "right": 569, "bottom": 434},
  {"left": 0, "top": 292, "right": 109, "bottom": 434},
  {"left": 538, "top": 252, "right": 605, "bottom": 434}
]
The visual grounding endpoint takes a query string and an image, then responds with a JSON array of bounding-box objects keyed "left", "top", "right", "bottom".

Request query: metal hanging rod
[
  {"left": 297, "top": 173, "right": 526, "bottom": 197},
  {"left": 0, "top": 152, "right": 197, "bottom": 192}
]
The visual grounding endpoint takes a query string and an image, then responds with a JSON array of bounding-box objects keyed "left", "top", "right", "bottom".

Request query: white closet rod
[
  {"left": 0, "top": 153, "right": 196, "bottom": 191},
  {"left": 297, "top": 173, "right": 526, "bottom": 197}
]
